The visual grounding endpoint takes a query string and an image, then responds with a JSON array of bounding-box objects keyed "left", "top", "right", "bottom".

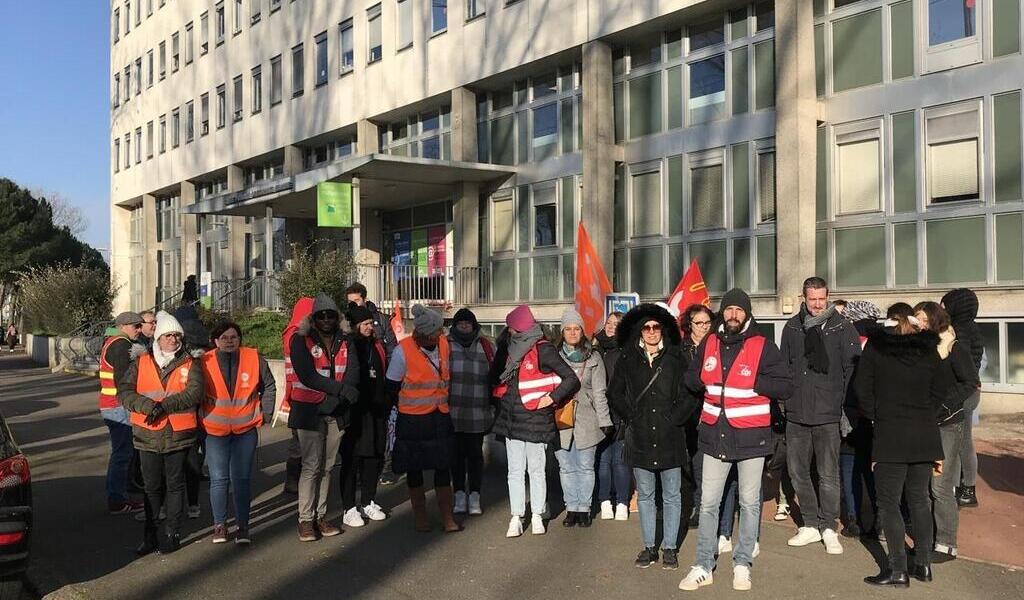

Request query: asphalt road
[{"left": 1, "top": 353, "right": 1021, "bottom": 600}]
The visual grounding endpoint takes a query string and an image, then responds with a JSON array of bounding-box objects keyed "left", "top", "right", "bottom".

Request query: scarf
[
  {"left": 594, "top": 330, "right": 617, "bottom": 352},
  {"left": 560, "top": 343, "right": 585, "bottom": 364},
  {"left": 153, "top": 343, "right": 181, "bottom": 369},
  {"left": 500, "top": 323, "right": 544, "bottom": 383},
  {"left": 802, "top": 303, "right": 836, "bottom": 374},
  {"left": 451, "top": 326, "right": 479, "bottom": 348}
]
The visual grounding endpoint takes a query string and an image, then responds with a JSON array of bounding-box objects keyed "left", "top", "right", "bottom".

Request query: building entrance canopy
[{"left": 182, "top": 154, "right": 515, "bottom": 218}]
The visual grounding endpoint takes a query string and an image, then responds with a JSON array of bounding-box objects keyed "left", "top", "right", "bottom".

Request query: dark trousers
[
  {"left": 840, "top": 449, "right": 876, "bottom": 528},
  {"left": 874, "top": 462, "right": 933, "bottom": 572},
  {"left": 104, "top": 420, "right": 134, "bottom": 504},
  {"left": 339, "top": 446, "right": 382, "bottom": 510},
  {"left": 185, "top": 443, "right": 203, "bottom": 507},
  {"left": 451, "top": 432, "right": 485, "bottom": 493},
  {"left": 139, "top": 449, "right": 189, "bottom": 536},
  {"left": 407, "top": 468, "right": 451, "bottom": 489},
  {"left": 787, "top": 421, "right": 841, "bottom": 531}
]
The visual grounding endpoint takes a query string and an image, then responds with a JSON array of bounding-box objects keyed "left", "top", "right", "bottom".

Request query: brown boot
[
  {"left": 297, "top": 520, "right": 318, "bottom": 542},
  {"left": 408, "top": 486, "right": 431, "bottom": 532},
  {"left": 316, "top": 518, "right": 342, "bottom": 537},
  {"left": 435, "top": 485, "right": 463, "bottom": 533}
]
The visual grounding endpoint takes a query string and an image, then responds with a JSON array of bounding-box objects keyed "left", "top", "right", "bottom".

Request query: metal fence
[{"left": 355, "top": 264, "right": 489, "bottom": 310}]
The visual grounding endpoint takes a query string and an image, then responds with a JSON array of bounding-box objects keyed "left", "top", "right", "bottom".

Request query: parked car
[{"left": 0, "top": 411, "right": 30, "bottom": 600}]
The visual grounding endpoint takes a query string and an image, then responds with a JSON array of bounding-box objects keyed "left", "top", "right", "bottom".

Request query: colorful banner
[
  {"left": 316, "top": 182, "right": 353, "bottom": 228},
  {"left": 575, "top": 222, "right": 613, "bottom": 335},
  {"left": 412, "top": 228, "right": 428, "bottom": 277},
  {"left": 666, "top": 259, "right": 711, "bottom": 316},
  {"left": 427, "top": 226, "right": 446, "bottom": 275},
  {"left": 393, "top": 231, "right": 412, "bottom": 280}
]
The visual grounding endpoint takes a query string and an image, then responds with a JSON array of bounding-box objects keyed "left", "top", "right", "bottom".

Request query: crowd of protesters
[{"left": 95, "top": 277, "right": 986, "bottom": 592}]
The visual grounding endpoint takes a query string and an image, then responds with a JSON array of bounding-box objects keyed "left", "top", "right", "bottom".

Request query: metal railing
[{"left": 355, "top": 263, "right": 489, "bottom": 309}]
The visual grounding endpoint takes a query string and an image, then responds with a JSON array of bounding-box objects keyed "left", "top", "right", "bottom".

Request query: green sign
[
  {"left": 412, "top": 228, "right": 428, "bottom": 276},
  {"left": 316, "top": 182, "right": 353, "bottom": 228}
]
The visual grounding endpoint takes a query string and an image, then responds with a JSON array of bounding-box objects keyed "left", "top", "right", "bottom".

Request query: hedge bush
[{"left": 18, "top": 262, "right": 117, "bottom": 336}]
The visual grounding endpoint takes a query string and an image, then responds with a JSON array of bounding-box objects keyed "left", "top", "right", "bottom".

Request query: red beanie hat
[{"left": 506, "top": 304, "right": 536, "bottom": 332}]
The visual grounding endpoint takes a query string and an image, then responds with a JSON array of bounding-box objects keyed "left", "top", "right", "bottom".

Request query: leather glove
[
  {"left": 601, "top": 426, "right": 615, "bottom": 438},
  {"left": 145, "top": 403, "right": 167, "bottom": 425},
  {"left": 318, "top": 394, "right": 340, "bottom": 415}
]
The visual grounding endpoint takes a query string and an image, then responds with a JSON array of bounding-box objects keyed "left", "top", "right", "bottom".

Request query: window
[
  {"left": 216, "top": 1, "right": 226, "bottom": 45},
  {"left": 125, "top": 1, "right": 131, "bottom": 34},
  {"left": 757, "top": 150, "right": 775, "bottom": 222},
  {"left": 339, "top": 20, "right": 354, "bottom": 72},
  {"left": 532, "top": 103, "right": 558, "bottom": 161},
  {"left": 291, "top": 44, "right": 304, "bottom": 97},
  {"left": 251, "top": 66, "right": 262, "bottom": 113},
  {"left": 200, "top": 93, "right": 210, "bottom": 134},
  {"left": 234, "top": 0, "right": 243, "bottom": 34},
  {"left": 690, "top": 162, "right": 724, "bottom": 230},
  {"left": 926, "top": 104, "right": 980, "bottom": 204},
  {"left": 628, "top": 72, "right": 662, "bottom": 139},
  {"left": 124, "top": 134, "right": 131, "bottom": 169},
  {"left": 147, "top": 0, "right": 153, "bottom": 17},
  {"left": 113, "top": 73, "right": 120, "bottom": 107},
  {"left": 146, "top": 121, "right": 154, "bottom": 158},
  {"left": 134, "top": 58, "right": 142, "bottom": 95},
  {"left": 492, "top": 196, "right": 515, "bottom": 251},
  {"left": 689, "top": 55, "right": 726, "bottom": 124},
  {"left": 534, "top": 186, "right": 557, "bottom": 248},
  {"left": 159, "top": 114, "right": 166, "bottom": 153},
  {"left": 368, "top": 4, "right": 382, "bottom": 63},
  {"left": 134, "top": 0, "right": 141, "bottom": 25},
  {"left": 690, "top": 16, "right": 725, "bottom": 51},
  {"left": 216, "top": 84, "right": 226, "bottom": 128},
  {"left": 315, "top": 32, "right": 328, "bottom": 86},
  {"left": 467, "top": 0, "right": 484, "bottom": 20},
  {"left": 171, "top": 32, "right": 180, "bottom": 72},
  {"left": 532, "top": 73, "right": 557, "bottom": 100},
  {"left": 270, "top": 55, "right": 282, "bottom": 104},
  {"left": 271, "top": 0, "right": 281, "bottom": 12},
  {"left": 432, "top": 0, "right": 448, "bottom": 34},
  {"left": 114, "top": 138, "right": 120, "bottom": 172},
  {"left": 113, "top": 8, "right": 120, "bottom": 42},
  {"left": 632, "top": 168, "right": 662, "bottom": 237},
  {"left": 185, "top": 23, "right": 194, "bottom": 64},
  {"left": 124, "top": 66, "right": 131, "bottom": 102},
  {"left": 159, "top": 41, "right": 167, "bottom": 78},
  {"left": 233, "top": 75, "right": 243, "bottom": 120},
  {"left": 251, "top": 0, "right": 261, "bottom": 24},
  {"left": 186, "top": 100, "right": 195, "bottom": 142},
  {"left": 398, "top": 0, "right": 413, "bottom": 49},
  {"left": 171, "top": 108, "right": 180, "bottom": 147},
  {"left": 200, "top": 12, "right": 209, "bottom": 54},
  {"left": 146, "top": 50, "right": 154, "bottom": 87},
  {"left": 929, "top": 0, "right": 976, "bottom": 46},
  {"left": 835, "top": 127, "right": 881, "bottom": 214},
  {"left": 135, "top": 128, "right": 142, "bottom": 163},
  {"left": 754, "top": 1, "right": 774, "bottom": 31}
]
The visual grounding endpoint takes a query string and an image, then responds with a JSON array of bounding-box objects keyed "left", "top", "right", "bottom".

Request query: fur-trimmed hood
[
  {"left": 616, "top": 303, "right": 682, "bottom": 347},
  {"left": 866, "top": 327, "right": 939, "bottom": 363}
]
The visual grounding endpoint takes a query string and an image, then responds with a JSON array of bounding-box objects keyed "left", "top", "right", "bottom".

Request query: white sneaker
[
  {"left": 600, "top": 500, "right": 614, "bottom": 520},
  {"left": 506, "top": 516, "right": 524, "bottom": 538},
  {"left": 787, "top": 527, "right": 822, "bottom": 547},
  {"left": 733, "top": 564, "right": 752, "bottom": 591},
  {"left": 774, "top": 504, "right": 790, "bottom": 521},
  {"left": 453, "top": 490, "right": 468, "bottom": 515},
  {"left": 343, "top": 507, "right": 365, "bottom": 528},
  {"left": 615, "top": 503, "right": 629, "bottom": 521},
  {"left": 718, "top": 535, "right": 733, "bottom": 554},
  {"left": 531, "top": 513, "right": 546, "bottom": 535},
  {"left": 753, "top": 542, "right": 760, "bottom": 559},
  {"left": 822, "top": 528, "right": 843, "bottom": 555},
  {"left": 468, "top": 492, "right": 482, "bottom": 515},
  {"left": 362, "top": 501, "right": 387, "bottom": 521},
  {"left": 678, "top": 566, "right": 713, "bottom": 591}
]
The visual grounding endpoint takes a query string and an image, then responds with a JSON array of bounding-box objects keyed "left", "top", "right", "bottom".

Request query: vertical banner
[
  {"left": 427, "top": 225, "right": 446, "bottom": 275},
  {"left": 412, "top": 228, "right": 428, "bottom": 277},
  {"left": 316, "top": 182, "right": 353, "bottom": 228},
  {"left": 393, "top": 230, "right": 412, "bottom": 280},
  {"left": 199, "top": 271, "right": 213, "bottom": 309}
]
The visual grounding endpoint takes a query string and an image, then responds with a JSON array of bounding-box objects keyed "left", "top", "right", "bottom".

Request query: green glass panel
[
  {"left": 731, "top": 47, "right": 749, "bottom": 115},
  {"left": 533, "top": 256, "right": 560, "bottom": 300},
  {"left": 561, "top": 176, "right": 575, "bottom": 248},
  {"left": 517, "top": 185, "right": 530, "bottom": 252},
  {"left": 630, "top": 246, "right": 665, "bottom": 297},
  {"left": 892, "top": 111, "right": 917, "bottom": 213},
  {"left": 613, "top": 248, "right": 627, "bottom": 291},
  {"left": 816, "top": 229, "right": 828, "bottom": 278},
  {"left": 1009, "top": 323, "right": 1024, "bottom": 384},
  {"left": 994, "top": 92, "right": 1023, "bottom": 203},
  {"left": 757, "top": 235, "right": 776, "bottom": 292},
  {"left": 813, "top": 0, "right": 825, "bottom": 18},
  {"left": 890, "top": 1, "right": 914, "bottom": 80},
  {"left": 517, "top": 111, "right": 529, "bottom": 164},
  {"left": 561, "top": 254, "right": 575, "bottom": 300},
  {"left": 667, "top": 66, "right": 683, "bottom": 129},
  {"left": 518, "top": 257, "right": 530, "bottom": 300},
  {"left": 816, "top": 126, "right": 827, "bottom": 221},
  {"left": 996, "top": 213, "right": 1024, "bottom": 282},
  {"left": 668, "top": 156, "right": 684, "bottom": 236},
  {"left": 689, "top": 239, "right": 728, "bottom": 293},
  {"left": 835, "top": 226, "right": 885, "bottom": 288},
  {"left": 492, "top": 259, "right": 515, "bottom": 301},
  {"left": 978, "top": 322, "right": 1001, "bottom": 383},
  {"left": 560, "top": 99, "right": 574, "bottom": 154},
  {"left": 994, "top": 0, "right": 1022, "bottom": 57},
  {"left": 832, "top": 9, "right": 883, "bottom": 93},
  {"left": 894, "top": 222, "right": 918, "bottom": 285},
  {"left": 491, "top": 115, "right": 515, "bottom": 166},
  {"left": 628, "top": 72, "right": 662, "bottom": 139},
  {"left": 666, "top": 30, "right": 682, "bottom": 60},
  {"left": 926, "top": 217, "right": 986, "bottom": 284},
  {"left": 668, "top": 243, "right": 686, "bottom": 285},
  {"left": 729, "top": 8, "right": 748, "bottom": 41},
  {"left": 613, "top": 83, "right": 624, "bottom": 143},
  {"left": 614, "top": 163, "right": 626, "bottom": 242},
  {"left": 734, "top": 237, "right": 751, "bottom": 292},
  {"left": 732, "top": 143, "right": 750, "bottom": 229},
  {"left": 814, "top": 24, "right": 825, "bottom": 97},
  {"left": 754, "top": 40, "right": 774, "bottom": 110}
]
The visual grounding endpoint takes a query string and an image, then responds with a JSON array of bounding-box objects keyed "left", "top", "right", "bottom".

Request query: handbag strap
[{"left": 636, "top": 366, "right": 663, "bottom": 400}]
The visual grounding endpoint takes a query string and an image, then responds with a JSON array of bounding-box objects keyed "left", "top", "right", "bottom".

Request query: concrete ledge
[
  {"left": 266, "top": 358, "right": 287, "bottom": 425},
  {"left": 25, "top": 334, "right": 56, "bottom": 367}
]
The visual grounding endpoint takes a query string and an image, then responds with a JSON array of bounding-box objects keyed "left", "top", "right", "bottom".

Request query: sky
[{"left": 0, "top": 1, "right": 111, "bottom": 253}]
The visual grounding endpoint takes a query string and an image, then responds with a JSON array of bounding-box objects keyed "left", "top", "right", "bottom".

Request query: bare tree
[{"left": 31, "top": 188, "right": 89, "bottom": 237}]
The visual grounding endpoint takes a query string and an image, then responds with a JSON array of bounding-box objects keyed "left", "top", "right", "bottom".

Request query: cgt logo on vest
[
  {"left": 310, "top": 345, "right": 323, "bottom": 359},
  {"left": 179, "top": 367, "right": 189, "bottom": 384},
  {"left": 241, "top": 372, "right": 251, "bottom": 387},
  {"left": 738, "top": 365, "right": 752, "bottom": 378},
  {"left": 703, "top": 356, "right": 717, "bottom": 372}
]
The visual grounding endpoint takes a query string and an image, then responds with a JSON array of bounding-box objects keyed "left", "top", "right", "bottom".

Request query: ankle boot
[
  {"left": 136, "top": 525, "right": 159, "bottom": 556},
  {"left": 435, "top": 485, "right": 463, "bottom": 533},
  {"left": 864, "top": 570, "right": 910, "bottom": 588},
  {"left": 912, "top": 564, "right": 933, "bottom": 582},
  {"left": 956, "top": 485, "right": 978, "bottom": 508},
  {"left": 408, "top": 486, "right": 431, "bottom": 532}
]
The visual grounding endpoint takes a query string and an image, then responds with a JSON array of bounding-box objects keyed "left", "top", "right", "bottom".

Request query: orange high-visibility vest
[
  {"left": 131, "top": 354, "right": 199, "bottom": 432},
  {"left": 98, "top": 335, "right": 130, "bottom": 410},
  {"left": 201, "top": 348, "right": 263, "bottom": 436},
  {"left": 290, "top": 336, "right": 349, "bottom": 404},
  {"left": 397, "top": 336, "right": 450, "bottom": 415},
  {"left": 698, "top": 334, "right": 770, "bottom": 429}
]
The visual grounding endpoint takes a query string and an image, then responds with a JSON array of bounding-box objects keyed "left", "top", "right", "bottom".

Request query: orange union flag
[
  {"left": 667, "top": 259, "right": 711, "bottom": 316},
  {"left": 575, "top": 222, "right": 613, "bottom": 335}
]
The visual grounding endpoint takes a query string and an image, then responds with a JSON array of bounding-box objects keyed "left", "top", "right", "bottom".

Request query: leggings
[
  {"left": 452, "top": 432, "right": 485, "bottom": 493},
  {"left": 407, "top": 468, "right": 452, "bottom": 489}
]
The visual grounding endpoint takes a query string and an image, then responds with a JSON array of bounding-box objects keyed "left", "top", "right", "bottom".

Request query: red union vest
[
  {"left": 290, "top": 336, "right": 349, "bottom": 404},
  {"left": 98, "top": 335, "right": 130, "bottom": 410},
  {"left": 698, "top": 334, "right": 771, "bottom": 429},
  {"left": 515, "top": 341, "right": 561, "bottom": 411},
  {"left": 201, "top": 348, "right": 263, "bottom": 436},
  {"left": 131, "top": 354, "right": 198, "bottom": 432}
]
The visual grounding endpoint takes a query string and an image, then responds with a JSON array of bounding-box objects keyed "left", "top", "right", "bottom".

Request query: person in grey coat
[{"left": 554, "top": 308, "right": 613, "bottom": 528}]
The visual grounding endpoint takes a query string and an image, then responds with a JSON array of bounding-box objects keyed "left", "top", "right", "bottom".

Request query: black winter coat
[
  {"left": 685, "top": 319, "right": 793, "bottom": 461},
  {"left": 490, "top": 340, "right": 580, "bottom": 446},
  {"left": 607, "top": 304, "right": 698, "bottom": 471},
  {"left": 854, "top": 328, "right": 944, "bottom": 464},
  {"left": 344, "top": 335, "right": 392, "bottom": 457},
  {"left": 935, "top": 333, "right": 981, "bottom": 425},
  {"left": 593, "top": 331, "right": 624, "bottom": 432},
  {"left": 780, "top": 309, "right": 861, "bottom": 426},
  {"left": 288, "top": 320, "right": 361, "bottom": 432}
]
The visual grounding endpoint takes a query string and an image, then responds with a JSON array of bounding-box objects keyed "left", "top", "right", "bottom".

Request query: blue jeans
[
  {"left": 555, "top": 441, "right": 597, "bottom": 512},
  {"left": 695, "top": 455, "right": 764, "bottom": 571},
  {"left": 206, "top": 428, "right": 259, "bottom": 528},
  {"left": 634, "top": 467, "right": 682, "bottom": 550},
  {"left": 840, "top": 450, "right": 875, "bottom": 527},
  {"left": 692, "top": 450, "right": 739, "bottom": 537},
  {"left": 506, "top": 439, "right": 547, "bottom": 517},
  {"left": 105, "top": 419, "right": 133, "bottom": 504},
  {"left": 596, "top": 438, "right": 632, "bottom": 504}
]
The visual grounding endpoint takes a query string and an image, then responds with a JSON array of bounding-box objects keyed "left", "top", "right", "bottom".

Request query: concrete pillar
[
  {"left": 142, "top": 194, "right": 159, "bottom": 308},
  {"left": 180, "top": 181, "right": 199, "bottom": 279},
  {"left": 450, "top": 87, "right": 478, "bottom": 163},
  {"left": 226, "top": 165, "right": 248, "bottom": 281},
  {"left": 774, "top": 0, "right": 817, "bottom": 314},
  {"left": 357, "top": 119, "right": 379, "bottom": 155},
  {"left": 581, "top": 40, "right": 616, "bottom": 277},
  {"left": 453, "top": 183, "right": 480, "bottom": 267},
  {"left": 283, "top": 145, "right": 303, "bottom": 176},
  {"left": 110, "top": 204, "right": 134, "bottom": 313}
]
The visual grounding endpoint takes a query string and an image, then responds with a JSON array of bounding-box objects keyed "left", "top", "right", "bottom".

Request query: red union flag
[
  {"left": 391, "top": 299, "right": 409, "bottom": 341},
  {"left": 667, "top": 259, "right": 711, "bottom": 316},
  {"left": 575, "top": 222, "right": 613, "bottom": 335}
]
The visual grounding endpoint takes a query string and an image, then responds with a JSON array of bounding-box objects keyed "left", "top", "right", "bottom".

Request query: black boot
[
  {"left": 956, "top": 485, "right": 978, "bottom": 508},
  {"left": 135, "top": 526, "right": 158, "bottom": 556},
  {"left": 562, "top": 512, "right": 578, "bottom": 527},
  {"left": 158, "top": 532, "right": 181, "bottom": 555},
  {"left": 284, "top": 457, "right": 301, "bottom": 495},
  {"left": 912, "top": 564, "right": 933, "bottom": 582},
  {"left": 864, "top": 570, "right": 910, "bottom": 588},
  {"left": 578, "top": 512, "right": 593, "bottom": 528}
]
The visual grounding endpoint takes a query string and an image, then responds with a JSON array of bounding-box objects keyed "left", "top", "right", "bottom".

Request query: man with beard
[{"left": 680, "top": 289, "right": 791, "bottom": 592}]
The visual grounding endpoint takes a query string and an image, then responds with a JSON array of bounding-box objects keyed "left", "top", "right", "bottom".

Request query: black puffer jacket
[
  {"left": 594, "top": 330, "right": 624, "bottom": 433},
  {"left": 607, "top": 304, "right": 698, "bottom": 471},
  {"left": 780, "top": 308, "right": 861, "bottom": 425},
  {"left": 685, "top": 317, "right": 792, "bottom": 461},
  {"left": 490, "top": 339, "right": 580, "bottom": 446}
]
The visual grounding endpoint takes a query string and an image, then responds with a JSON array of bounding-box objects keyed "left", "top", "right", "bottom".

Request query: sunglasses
[
  {"left": 642, "top": 323, "right": 663, "bottom": 332},
  {"left": 314, "top": 312, "right": 338, "bottom": 320}
]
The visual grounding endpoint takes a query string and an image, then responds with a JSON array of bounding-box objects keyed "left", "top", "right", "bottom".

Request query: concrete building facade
[{"left": 109, "top": 0, "right": 1024, "bottom": 401}]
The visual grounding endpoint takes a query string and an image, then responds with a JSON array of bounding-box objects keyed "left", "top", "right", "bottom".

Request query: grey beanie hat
[
  {"left": 560, "top": 307, "right": 584, "bottom": 329},
  {"left": 411, "top": 304, "right": 443, "bottom": 335},
  {"left": 842, "top": 300, "right": 882, "bottom": 323}
]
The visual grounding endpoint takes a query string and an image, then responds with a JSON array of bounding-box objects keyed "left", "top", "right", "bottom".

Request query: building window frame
[
  {"left": 924, "top": 99, "right": 983, "bottom": 208},
  {"left": 832, "top": 118, "right": 885, "bottom": 217},
  {"left": 339, "top": 19, "right": 355, "bottom": 74},
  {"left": 251, "top": 65, "right": 263, "bottom": 114}
]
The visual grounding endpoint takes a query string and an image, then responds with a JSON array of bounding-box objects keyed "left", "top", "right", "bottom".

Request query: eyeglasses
[
  {"left": 143, "top": 320, "right": 156, "bottom": 325},
  {"left": 641, "top": 323, "right": 662, "bottom": 332},
  {"left": 314, "top": 312, "right": 337, "bottom": 321},
  {"left": 131, "top": 324, "right": 143, "bottom": 329},
  {"left": 691, "top": 320, "right": 712, "bottom": 327}
]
